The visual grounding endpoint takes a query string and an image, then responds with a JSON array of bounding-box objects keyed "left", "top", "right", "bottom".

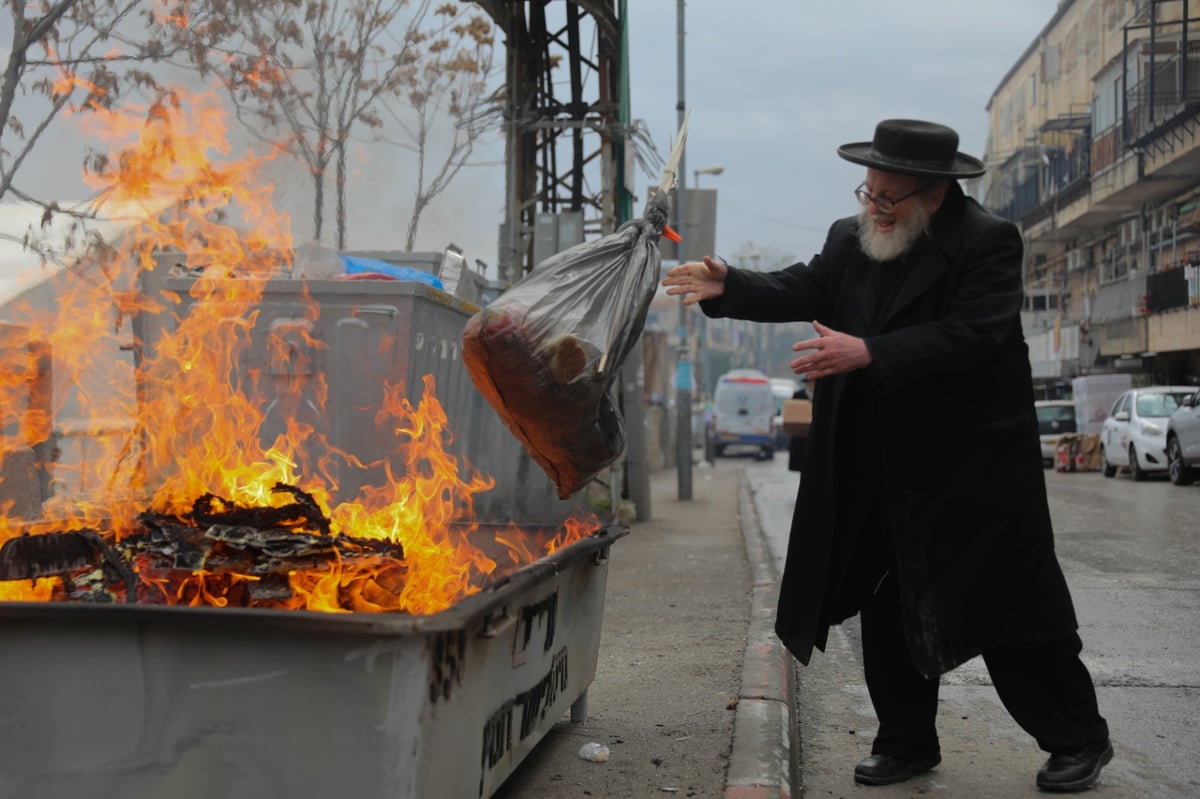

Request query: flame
[{"left": 0, "top": 85, "right": 598, "bottom": 613}]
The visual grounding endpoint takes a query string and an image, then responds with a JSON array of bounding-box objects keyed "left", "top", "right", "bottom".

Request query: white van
[{"left": 711, "top": 369, "right": 776, "bottom": 459}]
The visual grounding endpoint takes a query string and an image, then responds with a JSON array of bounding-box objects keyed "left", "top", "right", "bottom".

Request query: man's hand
[
  {"left": 790, "top": 321, "right": 871, "bottom": 380},
  {"left": 662, "top": 255, "right": 728, "bottom": 305}
]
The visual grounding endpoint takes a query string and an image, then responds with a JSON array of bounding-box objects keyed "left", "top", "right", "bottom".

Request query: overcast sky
[
  {"left": 2, "top": 1, "right": 1060, "bottom": 278},
  {"left": 624, "top": 0, "right": 1057, "bottom": 267}
]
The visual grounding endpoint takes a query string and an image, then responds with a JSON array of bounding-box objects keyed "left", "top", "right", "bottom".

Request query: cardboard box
[
  {"left": 781, "top": 398, "right": 812, "bottom": 436},
  {"left": 1055, "top": 434, "right": 1079, "bottom": 472},
  {"left": 1075, "top": 433, "right": 1102, "bottom": 471}
]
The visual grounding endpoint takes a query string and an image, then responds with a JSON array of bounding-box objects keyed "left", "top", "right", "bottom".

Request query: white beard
[{"left": 856, "top": 201, "right": 934, "bottom": 263}]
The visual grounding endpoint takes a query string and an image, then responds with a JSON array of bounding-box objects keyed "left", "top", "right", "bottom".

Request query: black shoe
[
  {"left": 1036, "top": 740, "right": 1113, "bottom": 793},
  {"left": 853, "top": 752, "right": 941, "bottom": 786}
]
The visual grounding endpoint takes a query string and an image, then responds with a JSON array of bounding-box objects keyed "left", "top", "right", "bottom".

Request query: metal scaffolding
[{"left": 472, "top": 1, "right": 625, "bottom": 283}]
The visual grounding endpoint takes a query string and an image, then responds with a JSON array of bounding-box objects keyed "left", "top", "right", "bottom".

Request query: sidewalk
[{"left": 494, "top": 462, "right": 793, "bottom": 799}]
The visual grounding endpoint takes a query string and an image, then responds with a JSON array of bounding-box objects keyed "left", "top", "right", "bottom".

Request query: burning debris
[
  {"left": 0, "top": 88, "right": 600, "bottom": 616},
  {"left": 0, "top": 474, "right": 601, "bottom": 613},
  {"left": 184, "top": 483, "right": 334, "bottom": 537},
  {"left": 0, "top": 483, "right": 410, "bottom": 608},
  {"left": 0, "top": 528, "right": 133, "bottom": 598}
]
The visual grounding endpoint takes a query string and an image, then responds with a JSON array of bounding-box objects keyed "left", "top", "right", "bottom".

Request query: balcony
[
  {"left": 1123, "top": 52, "right": 1200, "bottom": 157},
  {"left": 1091, "top": 122, "right": 1125, "bottom": 174},
  {"left": 994, "top": 119, "right": 1093, "bottom": 227},
  {"left": 1038, "top": 115, "right": 1093, "bottom": 208},
  {"left": 1147, "top": 265, "right": 1190, "bottom": 311},
  {"left": 995, "top": 172, "right": 1040, "bottom": 223}
]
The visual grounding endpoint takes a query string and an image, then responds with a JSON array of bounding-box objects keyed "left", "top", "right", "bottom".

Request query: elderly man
[{"left": 663, "top": 119, "right": 1111, "bottom": 793}]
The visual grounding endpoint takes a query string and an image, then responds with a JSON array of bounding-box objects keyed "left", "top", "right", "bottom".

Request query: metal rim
[
  {"left": 0, "top": 525, "right": 629, "bottom": 635},
  {"left": 1168, "top": 438, "right": 1186, "bottom": 484}
]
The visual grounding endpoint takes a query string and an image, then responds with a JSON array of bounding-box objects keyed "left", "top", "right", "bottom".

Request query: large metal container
[
  {"left": 0, "top": 523, "right": 626, "bottom": 799},
  {"left": 154, "top": 277, "right": 590, "bottom": 526}
]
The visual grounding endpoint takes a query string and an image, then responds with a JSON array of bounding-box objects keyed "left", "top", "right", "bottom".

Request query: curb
[{"left": 724, "top": 469, "right": 795, "bottom": 799}]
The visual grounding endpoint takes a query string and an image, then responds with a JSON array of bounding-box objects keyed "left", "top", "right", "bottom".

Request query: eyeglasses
[{"left": 854, "top": 182, "right": 928, "bottom": 214}]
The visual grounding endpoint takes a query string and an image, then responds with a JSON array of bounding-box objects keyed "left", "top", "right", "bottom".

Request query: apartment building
[{"left": 982, "top": 0, "right": 1200, "bottom": 395}]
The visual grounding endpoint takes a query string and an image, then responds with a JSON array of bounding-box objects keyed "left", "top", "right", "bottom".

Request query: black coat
[{"left": 701, "top": 185, "right": 1078, "bottom": 677}]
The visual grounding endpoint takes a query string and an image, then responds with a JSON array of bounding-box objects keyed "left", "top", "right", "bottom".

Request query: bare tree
[
  {"left": 378, "top": 5, "right": 498, "bottom": 251},
  {"left": 0, "top": 0, "right": 271, "bottom": 263},
  {"left": 179, "top": 0, "right": 499, "bottom": 251},
  {"left": 0, "top": 0, "right": 166, "bottom": 213},
  {"left": 0, "top": 0, "right": 501, "bottom": 257}
]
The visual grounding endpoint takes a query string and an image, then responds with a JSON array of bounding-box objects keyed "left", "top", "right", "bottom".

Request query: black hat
[{"left": 837, "top": 119, "right": 986, "bottom": 179}]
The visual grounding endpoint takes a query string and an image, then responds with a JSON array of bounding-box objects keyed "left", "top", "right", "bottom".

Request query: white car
[
  {"left": 1166, "top": 389, "right": 1200, "bottom": 486},
  {"left": 1035, "top": 400, "right": 1077, "bottom": 467},
  {"left": 1100, "top": 386, "right": 1197, "bottom": 480}
]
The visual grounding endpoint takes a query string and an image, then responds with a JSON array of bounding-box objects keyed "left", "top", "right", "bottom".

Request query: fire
[{"left": 0, "top": 86, "right": 597, "bottom": 613}]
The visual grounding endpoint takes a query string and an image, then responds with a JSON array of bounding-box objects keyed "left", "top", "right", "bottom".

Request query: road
[{"left": 732, "top": 451, "right": 1200, "bottom": 798}]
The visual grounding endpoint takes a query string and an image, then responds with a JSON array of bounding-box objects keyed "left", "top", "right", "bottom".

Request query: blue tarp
[{"left": 340, "top": 256, "right": 443, "bottom": 289}]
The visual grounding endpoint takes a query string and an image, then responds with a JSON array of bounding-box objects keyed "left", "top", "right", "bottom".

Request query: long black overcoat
[{"left": 700, "top": 185, "right": 1079, "bottom": 677}]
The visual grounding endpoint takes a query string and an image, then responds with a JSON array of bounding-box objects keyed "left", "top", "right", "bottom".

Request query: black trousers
[{"left": 853, "top": 512, "right": 1109, "bottom": 760}]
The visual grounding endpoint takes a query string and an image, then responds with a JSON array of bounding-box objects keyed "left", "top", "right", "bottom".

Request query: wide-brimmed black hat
[{"left": 837, "top": 119, "right": 986, "bottom": 179}]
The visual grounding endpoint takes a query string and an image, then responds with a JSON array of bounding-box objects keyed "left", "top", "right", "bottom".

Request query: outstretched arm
[{"left": 662, "top": 255, "right": 729, "bottom": 305}]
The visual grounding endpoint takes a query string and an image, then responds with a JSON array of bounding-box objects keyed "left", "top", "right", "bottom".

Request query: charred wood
[{"left": 0, "top": 529, "right": 139, "bottom": 603}]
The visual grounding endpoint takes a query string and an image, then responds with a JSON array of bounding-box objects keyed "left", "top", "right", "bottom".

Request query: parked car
[
  {"left": 1165, "top": 388, "right": 1200, "bottom": 485},
  {"left": 1035, "top": 399, "right": 1077, "bottom": 467},
  {"left": 1100, "top": 386, "right": 1196, "bottom": 480}
]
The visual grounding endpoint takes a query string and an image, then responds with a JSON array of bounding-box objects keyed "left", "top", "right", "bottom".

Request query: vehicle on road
[
  {"left": 1166, "top": 388, "right": 1200, "bottom": 486},
  {"left": 711, "top": 369, "right": 776, "bottom": 460},
  {"left": 1035, "top": 399, "right": 1077, "bottom": 467},
  {"left": 1100, "top": 386, "right": 1196, "bottom": 480}
]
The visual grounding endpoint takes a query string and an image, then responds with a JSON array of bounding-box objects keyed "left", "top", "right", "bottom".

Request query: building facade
[{"left": 982, "top": 0, "right": 1200, "bottom": 396}]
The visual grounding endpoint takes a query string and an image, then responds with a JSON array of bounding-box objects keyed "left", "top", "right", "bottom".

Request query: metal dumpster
[
  {"left": 153, "top": 276, "right": 591, "bottom": 526},
  {"left": 0, "top": 523, "right": 627, "bottom": 799},
  {"left": 0, "top": 273, "right": 628, "bottom": 798}
]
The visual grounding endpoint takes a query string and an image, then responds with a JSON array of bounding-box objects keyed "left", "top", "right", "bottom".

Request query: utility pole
[
  {"left": 674, "top": 0, "right": 692, "bottom": 500},
  {"left": 616, "top": 0, "right": 651, "bottom": 520}
]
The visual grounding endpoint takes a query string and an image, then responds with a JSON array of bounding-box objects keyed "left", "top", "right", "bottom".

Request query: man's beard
[{"left": 856, "top": 201, "right": 934, "bottom": 263}]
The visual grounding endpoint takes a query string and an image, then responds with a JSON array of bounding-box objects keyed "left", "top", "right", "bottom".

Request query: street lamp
[{"left": 694, "top": 164, "right": 725, "bottom": 187}]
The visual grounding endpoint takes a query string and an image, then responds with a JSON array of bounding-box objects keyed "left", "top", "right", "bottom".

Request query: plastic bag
[{"left": 463, "top": 194, "right": 669, "bottom": 498}]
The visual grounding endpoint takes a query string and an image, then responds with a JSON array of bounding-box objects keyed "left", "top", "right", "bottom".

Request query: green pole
[{"left": 616, "top": 0, "right": 633, "bottom": 225}]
